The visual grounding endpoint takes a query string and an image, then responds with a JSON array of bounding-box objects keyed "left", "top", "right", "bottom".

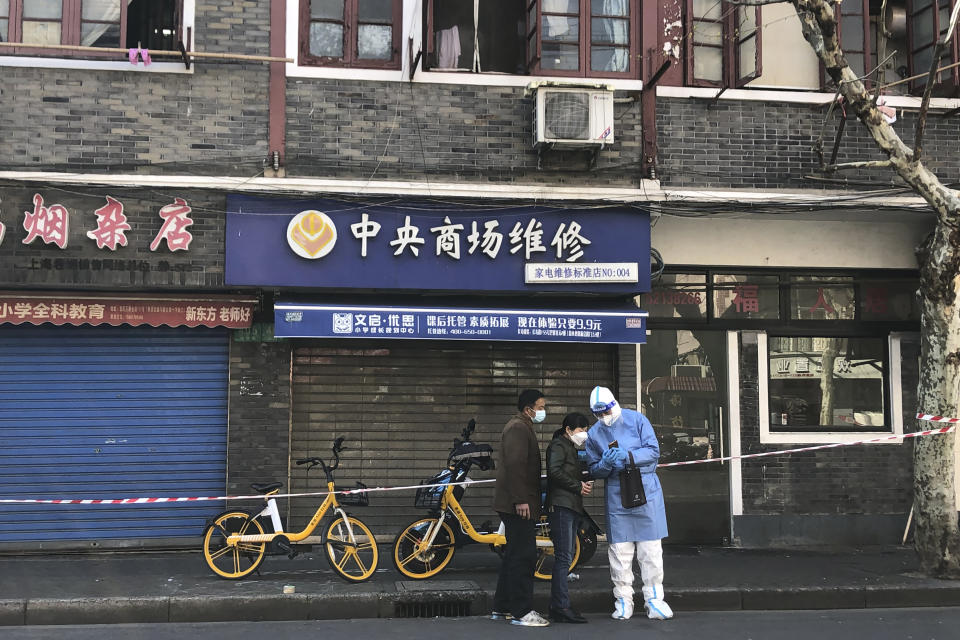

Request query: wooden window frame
[
  {"left": 1, "top": 0, "right": 184, "bottom": 58},
  {"left": 830, "top": 0, "right": 874, "bottom": 90},
  {"left": 685, "top": 0, "right": 762, "bottom": 88},
  {"left": 906, "top": 0, "right": 960, "bottom": 93},
  {"left": 299, "top": 0, "right": 402, "bottom": 70},
  {"left": 525, "top": 0, "right": 639, "bottom": 79}
]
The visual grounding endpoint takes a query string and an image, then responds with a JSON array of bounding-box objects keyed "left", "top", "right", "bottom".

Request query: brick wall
[
  {"left": 657, "top": 97, "right": 960, "bottom": 190},
  {"left": 285, "top": 80, "right": 644, "bottom": 185},
  {"left": 0, "top": 1, "right": 271, "bottom": 176},
  {"left": 226, "top": 338, "right": 292, "bottom": 509}
]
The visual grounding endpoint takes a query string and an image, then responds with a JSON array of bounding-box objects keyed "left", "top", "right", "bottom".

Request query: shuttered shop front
[
  {"left": 288, "top": 339, "right": 616, "bottom": 535},
  {"left": 0, "top": 325, "right": 229, "bottom": 550}
]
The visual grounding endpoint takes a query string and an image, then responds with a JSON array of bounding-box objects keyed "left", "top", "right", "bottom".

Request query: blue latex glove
[{"left": 601, "top": 447, "right": 626, "bottom": 470}]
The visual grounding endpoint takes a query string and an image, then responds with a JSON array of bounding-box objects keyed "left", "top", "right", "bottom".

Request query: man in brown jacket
[{"left": 491, "top": 389, "right": 550, "bottom": 627}]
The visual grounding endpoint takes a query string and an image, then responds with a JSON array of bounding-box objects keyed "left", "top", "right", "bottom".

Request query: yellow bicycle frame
[
  {"left": 226, "top": 481, "right": 356, "bottom": 546},
  {"left": 415, "top": 474, "right": 553, "bottom": 551}
]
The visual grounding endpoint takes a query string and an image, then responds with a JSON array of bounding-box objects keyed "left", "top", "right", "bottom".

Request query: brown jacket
[{"left": 492, "top": 413, "right": 542, "bottom": 519}]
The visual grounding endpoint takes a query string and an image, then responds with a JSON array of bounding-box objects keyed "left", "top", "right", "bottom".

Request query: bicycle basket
[
  {"left": 414, "top": 472, "right": 449, "bottom": 510},
  {"left": 336, "top": 481, "right": 369, "bottom": 507}
]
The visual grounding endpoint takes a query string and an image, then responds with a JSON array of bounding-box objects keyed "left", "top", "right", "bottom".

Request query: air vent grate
[
  {"left": 543, "top": 91, "right": 590, "bottom": 140},
  {"left": 395, "top": 600, "right": 473, "bottom": 618}
]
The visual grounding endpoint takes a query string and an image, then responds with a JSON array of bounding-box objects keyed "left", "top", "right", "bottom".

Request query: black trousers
[{"left": 493, "top": 511, "right": 537, "bottom": 618}]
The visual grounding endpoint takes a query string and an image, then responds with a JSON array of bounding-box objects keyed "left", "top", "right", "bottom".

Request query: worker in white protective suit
[{"left": 584, "top": 386, "right": 673, "bottom": 621}]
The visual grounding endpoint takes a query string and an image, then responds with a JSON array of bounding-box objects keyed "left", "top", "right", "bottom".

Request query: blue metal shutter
[{"left": 0, "top": 325, "right": 228, "bottom": 549}]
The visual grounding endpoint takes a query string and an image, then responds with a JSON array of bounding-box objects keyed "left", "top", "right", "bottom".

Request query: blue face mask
[{"left": 532, "top": 409, "right": 546, "bottom": 423}]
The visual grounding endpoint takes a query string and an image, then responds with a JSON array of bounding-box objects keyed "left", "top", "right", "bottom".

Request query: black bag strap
[{"left": 627, "top": 451, "right": 637, "bottom": 469}]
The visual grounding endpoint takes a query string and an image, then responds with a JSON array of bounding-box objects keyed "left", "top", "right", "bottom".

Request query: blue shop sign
[
  {"left": 226, "top": 196, "right": 650, "bottom": 294},
  {"left": 275, "top": 303, "right": 647, "bottom": 344}
]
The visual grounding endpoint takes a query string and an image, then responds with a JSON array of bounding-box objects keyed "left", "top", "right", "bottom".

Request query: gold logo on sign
[{"left": 286, "top": 210, "right": 338, "bottom": 259}]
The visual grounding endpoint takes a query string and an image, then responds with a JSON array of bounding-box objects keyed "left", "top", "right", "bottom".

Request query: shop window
[
  {"left": 789, "top": 276, "right": 856, "bottom": 320},
  {"left": 686, "top": 0, "right": 760, "bottom": 87},
  {"left": 420, "top": 0, "right": 636, "bottom": 77},
  {"left": 0, "top": 0, "right": 182, "bottom": 53},
  {"left": 860, "top": 279, "right": 921, "bottom": 321},
  {"left": 756, "top": 332, "right": 913, "bottom": 445},
  {"left": 638, "top": 273, "right": 707, "bottom": 319},
  {"left": 300, "top": 0, "right": 402, "bottom": 69},
  {"left": 767, "top": 336, "right": 886, "bottom": 431},
  {"left": 712, "top": 274, "right": 779, "bottom": 320}
]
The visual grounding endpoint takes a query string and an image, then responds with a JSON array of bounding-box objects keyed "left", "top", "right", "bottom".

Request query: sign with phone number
[{"left": 274, "top": 303, "right": 648, "bottom": 344}]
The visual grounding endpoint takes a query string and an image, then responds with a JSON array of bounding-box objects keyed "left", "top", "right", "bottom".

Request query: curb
[{"left": 2, "top": 583, "right": 958, "bottom": 626}]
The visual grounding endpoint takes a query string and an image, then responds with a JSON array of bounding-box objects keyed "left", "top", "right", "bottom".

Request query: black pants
[{"left": 493, "top": 511, "right": 537, "bottom": 618}]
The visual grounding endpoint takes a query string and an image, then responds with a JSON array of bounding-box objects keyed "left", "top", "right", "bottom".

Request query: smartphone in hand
[{"left": 608, "top": 439, "right": 619, "bottom": 449}]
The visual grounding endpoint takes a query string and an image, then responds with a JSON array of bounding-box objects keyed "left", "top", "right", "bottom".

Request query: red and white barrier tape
[
  {"left": 656, "top": 421, "right": 954, "bottom": 469},
  {"left": 0, "top": 412, "right": 954, "bottom": 505}
]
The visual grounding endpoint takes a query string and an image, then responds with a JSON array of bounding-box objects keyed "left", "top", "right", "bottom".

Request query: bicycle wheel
[
  {"left": 202, "top": 510, "right": 266, "bottom": 579},
  {"left": 392, "top": 517, "right": 456, "bottom": 579},
  {"left": 324, "top": 514, "right": 379, "bottom": 582},
  {"left": 533, "top": 520, "right": 581, "bottom": 581}
]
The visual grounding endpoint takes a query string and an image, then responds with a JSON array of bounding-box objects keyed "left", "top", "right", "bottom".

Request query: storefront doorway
[{"left": 641, "top": 329, "right": 730, "bottom": 545}]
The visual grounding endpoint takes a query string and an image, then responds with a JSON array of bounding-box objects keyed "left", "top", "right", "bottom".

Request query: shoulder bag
[{"left": 619, "top": 451, "right": 647, "bottom": 509}]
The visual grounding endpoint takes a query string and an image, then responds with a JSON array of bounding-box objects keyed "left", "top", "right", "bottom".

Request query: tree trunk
[
  {"left": 915, "top": 225, "right": 960, "bottom": 577},
  {"left": 791, "top": 0, "right": 960, "bottom": 576},
  {"left": 819, "top": 339, "right": 837, "bottom": 426}
]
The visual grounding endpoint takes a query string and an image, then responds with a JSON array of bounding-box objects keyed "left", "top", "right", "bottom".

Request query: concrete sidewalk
[{"left": 0, "top": 545, "right": 958, "bottom": 625}]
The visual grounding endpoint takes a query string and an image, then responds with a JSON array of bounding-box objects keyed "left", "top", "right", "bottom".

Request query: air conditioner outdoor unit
[
  {"left": 671, "top": 365, "right": 710, "bottom": 378},
  {"left": 533, "top": 86, "right": 614, "bottom": 147}
]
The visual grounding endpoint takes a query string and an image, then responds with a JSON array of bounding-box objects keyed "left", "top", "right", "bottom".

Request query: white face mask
[
  {"left": 569, "top": 431, "right": 588, "bottom": 447},
  {"left": 532, "top": 409, "right": 546, "bottom": 423},
  {"left": 600, "top": 406, "right": 622, "bottom": 427}
]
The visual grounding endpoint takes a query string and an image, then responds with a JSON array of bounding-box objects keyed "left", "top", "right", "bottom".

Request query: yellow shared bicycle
[
  {"left": 392, "top": 419, "right": 580, "bottom": 581},
  {"left": 202, "top": 436, "right": 379, "bottom": 582}
]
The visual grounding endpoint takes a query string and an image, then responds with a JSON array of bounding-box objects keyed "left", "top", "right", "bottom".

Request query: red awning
[{"left": 0, "top": 292, "right": 256, "bottom": 329}]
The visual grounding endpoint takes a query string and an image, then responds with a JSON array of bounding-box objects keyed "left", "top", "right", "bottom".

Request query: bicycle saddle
[{"left": 251, "top": 482, "right": 283, "bottom": 494}]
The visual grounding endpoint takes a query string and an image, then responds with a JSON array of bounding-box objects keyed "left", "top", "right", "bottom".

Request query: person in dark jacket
[
  {"left": 545, "top": 412, "right": 593, "bottom": 624},
  {"left": 491, "top": 389, "right": 550, "bottom": 627}
]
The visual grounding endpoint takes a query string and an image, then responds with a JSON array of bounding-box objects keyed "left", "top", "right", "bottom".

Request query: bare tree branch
[
  {"left": 915, "top": 3, "right": 960, "bottom": 160},
  {"left": 823, "top": 160, "right": 894, "bottom": 172},
  {"left": 793, "top": 0, "right": 960, "bottom": 225}
]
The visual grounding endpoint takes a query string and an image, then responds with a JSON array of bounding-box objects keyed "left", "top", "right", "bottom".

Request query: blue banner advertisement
[
  {"left": 226, "top": 196, "right": 651, "bottom": 294},
  {"left": 274, "top": 303, "right": 647, "bottom": 344}
]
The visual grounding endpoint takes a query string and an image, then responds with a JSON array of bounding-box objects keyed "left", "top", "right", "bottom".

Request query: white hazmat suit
[{"left": 585, "top": 386, "right": 673, "bottom": 621}]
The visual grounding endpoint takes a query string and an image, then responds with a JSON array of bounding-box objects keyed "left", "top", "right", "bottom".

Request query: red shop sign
[{"left": 0, "top": 293, "right": 256, "bottom": 329}]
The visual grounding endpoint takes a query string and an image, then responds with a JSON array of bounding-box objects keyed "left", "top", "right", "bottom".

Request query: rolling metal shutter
[
  {"left": 289, "top": 339, "right": 615, "bottom": 536},
  {"left": 0, "top": 325, "right": 228, "bottom": 550}
]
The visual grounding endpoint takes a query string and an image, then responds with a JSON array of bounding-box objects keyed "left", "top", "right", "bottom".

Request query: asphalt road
[{"left": 0, "top": 608, "right": 957, "bottom": 640}]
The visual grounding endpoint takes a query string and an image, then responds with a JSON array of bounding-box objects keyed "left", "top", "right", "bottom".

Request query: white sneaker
[
  {"left": 645, "top": 599, "right": 674, "bottom": 620},
  {"left": 510, "top": 611, "right": 550, "bottom": 627},
  {"left": 611, "top": 597, "right": 634, "bottom": 620}
]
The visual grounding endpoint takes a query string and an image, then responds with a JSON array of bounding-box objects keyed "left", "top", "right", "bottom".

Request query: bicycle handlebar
[{"left": 295, "top": 437, "right": 347, "bottom": 474}]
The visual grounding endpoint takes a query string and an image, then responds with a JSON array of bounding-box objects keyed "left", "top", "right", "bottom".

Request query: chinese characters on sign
[
  {"left": 525, "top": 263, "right": 638, "bottom": 284},
  {"left": 227, "top": 196, "right": 652, "bottom": 294},
  {"left": 0, "top": 295, "right": 255, "bottom": 329},
  {"left": 275, "top": 304, "right": 648, "bottom": 344},
  {"left": 732, "top": 285, "right": 759, "bottom": 313},
  {"left": 343, "top": 214, "right": 590, "bottom": 262},
  {"left": 0, "top": 193, "right": 194, "bottom": 252},
  {"left": 768, "top": 355, "right": 878, "bottom": 379}
]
